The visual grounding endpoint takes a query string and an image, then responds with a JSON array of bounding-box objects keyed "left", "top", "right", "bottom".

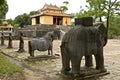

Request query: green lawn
[{"left": 0, "top": 53, "right": 22, "bottom": 77}]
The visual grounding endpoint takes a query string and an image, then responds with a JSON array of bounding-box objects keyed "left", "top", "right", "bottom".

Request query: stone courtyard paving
[{"left": 0, "top": 39, "right": 120, "bottom": 80}]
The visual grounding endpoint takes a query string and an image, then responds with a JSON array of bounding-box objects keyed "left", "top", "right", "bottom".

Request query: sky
[{"left": 6, "top": 0, "right": 87, "bottom": 19}]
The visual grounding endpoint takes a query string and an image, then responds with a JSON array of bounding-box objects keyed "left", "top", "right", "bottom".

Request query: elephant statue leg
[
  {"left": 85, "top": 55, "right": 93, "bottom": 68},
  {"left": 61, "top": 44, "right": 71, "bottom": 74},
  {"left": 71, "top": 55, "right": 82, "bottom": 77},
  {"left": 94, "top": 48, "right": 107, "bottom": 72}
]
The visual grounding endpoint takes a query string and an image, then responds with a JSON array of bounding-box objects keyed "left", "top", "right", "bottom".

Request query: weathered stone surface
[
  {"left": 75, "top": 17, "right": 93, "bottom": 26},
  {"left": 60, "top": 22, "right": 107, "bottom": 77}
]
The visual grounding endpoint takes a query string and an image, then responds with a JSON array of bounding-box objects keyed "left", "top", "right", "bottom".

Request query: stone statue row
[
  {"left": 0, "top": 32, "right": 25, "bottom": 52},
  {"left": 0, "top": 17, "right": 108, "bottom": 79}
]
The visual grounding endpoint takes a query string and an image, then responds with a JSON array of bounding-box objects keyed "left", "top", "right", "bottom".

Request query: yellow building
[
  {"left": 31, "top": 4, "right": 73, "bottom": 26},
  {"left": 0, "top": 21, "right": 13, "bottom": 32}
]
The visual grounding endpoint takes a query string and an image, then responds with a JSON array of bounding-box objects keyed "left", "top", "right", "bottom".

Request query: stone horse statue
[{"left": 28, "top": 31, "right": 55, "bottom": 57}]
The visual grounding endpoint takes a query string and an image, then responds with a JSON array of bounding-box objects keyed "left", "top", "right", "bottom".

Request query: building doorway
[
  {"left": 53, "top": 17, "right": 62, "bottom": 25},
  {"left": 36, "top": 16, "right": 40, "bottom": 24}
]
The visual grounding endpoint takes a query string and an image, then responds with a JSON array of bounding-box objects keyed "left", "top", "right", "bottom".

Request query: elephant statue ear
[{"left": 94, "top": 22, "right": 107, "bottom": 46}]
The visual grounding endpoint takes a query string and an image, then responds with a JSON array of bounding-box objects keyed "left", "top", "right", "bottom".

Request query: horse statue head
[{"left": 44, "top": 31, "right": 55, "bottom": 42}]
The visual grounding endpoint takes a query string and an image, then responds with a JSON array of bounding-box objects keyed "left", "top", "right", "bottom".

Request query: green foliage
[
  {"left": 0, "top": 0, "right": 5, "bottom": 7},
  {"left": 75, "top": 6, "right": 87, "bottom": 18},
  {"left": 76, "top": 0, "right": 120, "bottom": 21},
  {"left": 6, "top": 19, "right": 14, "bottom": 26},
  {"left": 84, "top": 0, "right": 107, "bottom": 22},
  {"left": 60, "top": 6, "right": 68, "bottom": 12},
  {"left": 30, "top": 11, "right": 39, "bottom": 16},
  {"left": 60, "top": 1, "right": 69, "bottom": 12},
  {"left": 0, "top": 0, "right": 8, "bottom": 19},
  {"left": 108, "top": 16, "right": 120, "bottom": 37},
  {"left": 75, "top": 0, "right": 120, "bottom": 37},
  {"left": 108, "top": 27, "right": 119, "bottom": 37},
  {"left": 103, "top": 0, "right": 120, "bottom": 30},
  {"left": 0, "top": 20, "right": 2, "bottom": 25},
  {"left": 14, "top": 24, "right": 20, "bottom": 28},
  {"left": 0, "top": 53, "right": 22, "bottom": 77},
  {"left": 14, "top": 13, "right": 31, "bottom": 28}
]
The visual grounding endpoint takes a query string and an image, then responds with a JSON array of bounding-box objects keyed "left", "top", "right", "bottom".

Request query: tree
[
  {"left": 6, "top": 19, "right": 14, "bottom": 26},
  {"left": 86, "top": 0, "right": 120, "bottom": 29},
  {"left": 85, "top": 0, "right": 106, "bottom": 22},
  {"left": 30, "top": 11, "right": 39, "bottom": 16},
  {"left": 60, "top": 1, "right": 69, "bottom": 12},
  {"left": 108, "top": 16, "right": 120, "bottom": 37},
  {"left": 75, "top": 6, "right": 88, "bottom": 18},
  {"left": 75, "top": 0, "right": 106, "bottom": 22},
  {"left": 75, "top": 0, "right": 120, "bottom": 37},
  {"left": 103, "top": 0, "right": 120, "bottom": 33},
  {"left": 0, "top": 0, "right": 8, "bottom": 19},
  {"left": 14, "top": 13, "right": 31, "bottom": 28},
  {"left": 0, "top": 0, "right": 6, "bottom": 7}
]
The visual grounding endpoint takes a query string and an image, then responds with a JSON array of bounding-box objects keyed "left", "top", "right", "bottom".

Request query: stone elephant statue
[{"left": 60, "top": 22, "right": 107, "bottom": 77}]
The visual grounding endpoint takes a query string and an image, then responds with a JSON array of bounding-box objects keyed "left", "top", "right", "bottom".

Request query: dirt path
[{"left": 0, "top": 39, "right": 120, "bottom": 80}]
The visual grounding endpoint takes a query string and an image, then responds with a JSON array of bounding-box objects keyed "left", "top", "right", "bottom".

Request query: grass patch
[{"left": 0, "top": 53, "right": 22, "bottom": 77}]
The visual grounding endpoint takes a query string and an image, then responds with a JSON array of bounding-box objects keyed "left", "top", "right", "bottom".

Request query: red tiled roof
[
  {"left": 41, "top": 4, "right": 61, "bottom": 11},
  {"left": 42, "top": 12, "right": 73, "bottom": 17},
  {"left": 31, "top": 4, "right": 73, "bottom": 18},
  {"left": 31, "top": 12, "right": 73, "bottom": 18}
]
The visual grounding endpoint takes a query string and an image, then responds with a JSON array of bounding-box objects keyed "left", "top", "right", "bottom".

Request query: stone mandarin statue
[
  {"left": 17, "top": 32, "right": 25, "bottom": 52},
  {"left": 7, "top": 33, "right": 13, "bottom": 48},
  {"left": 1, "top": 33, "right": 5, "bottom": 46}
]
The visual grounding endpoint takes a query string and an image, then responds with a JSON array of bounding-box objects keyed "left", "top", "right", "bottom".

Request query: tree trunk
[{"left": 105, "top": 12, "right": 110, "bottom": 45}]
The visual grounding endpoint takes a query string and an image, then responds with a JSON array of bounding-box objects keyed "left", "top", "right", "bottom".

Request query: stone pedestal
[{"left": 75, "top": 17, "right": 93, "bottom": 26}]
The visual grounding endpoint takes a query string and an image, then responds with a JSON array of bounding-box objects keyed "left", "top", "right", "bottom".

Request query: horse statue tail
[{"left": 28, "top": 41, "right": 32, "bottom": 56}]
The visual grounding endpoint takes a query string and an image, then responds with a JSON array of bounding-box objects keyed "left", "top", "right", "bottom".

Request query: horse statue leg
[
  {"left": 51, "top": 48, "right": 53, "bottom": 55},
  {"left": 29, "top": 51, "right": 34, "bottom": 57},
  {"left": 48, "top": 45, "right": 53, "bottom": 56},
  {"left": 48, "top": 50, "right": 50, "bottom": 55},
  {"left": 28, "top": 41, "right": 34, "bottom": 57},
  {"left": 48, "top": 49, "right": 53, "bottom": 55}
]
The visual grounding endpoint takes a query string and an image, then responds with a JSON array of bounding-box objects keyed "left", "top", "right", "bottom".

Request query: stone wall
[
  {"left": 15, "top": 24, "right": 56, "bottom": 38},
  {"left": 14, "top": 24, "right": 73, "bottom": 39}
]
